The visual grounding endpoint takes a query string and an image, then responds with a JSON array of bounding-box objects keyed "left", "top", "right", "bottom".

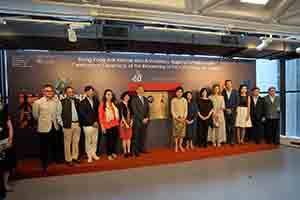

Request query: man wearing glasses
[{"left": 32, "top": 84, "right": 61, "bottom": 175}]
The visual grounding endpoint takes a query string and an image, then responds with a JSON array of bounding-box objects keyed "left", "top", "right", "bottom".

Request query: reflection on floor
[{"left": 9, "top": 146, "right": 300, "bottom": 200}]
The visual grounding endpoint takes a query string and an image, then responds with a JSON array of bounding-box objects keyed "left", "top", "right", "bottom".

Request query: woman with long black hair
[{"left": 99, "top": 89, "right": 120, "bottom": 160}]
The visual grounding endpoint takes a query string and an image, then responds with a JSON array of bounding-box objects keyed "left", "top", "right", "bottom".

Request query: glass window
[
  {"left": 285, "top": 59, "right": 300, "bottom": 138},
  {"left": 256, "top": 59, "right": 280, "bottom": 93}
]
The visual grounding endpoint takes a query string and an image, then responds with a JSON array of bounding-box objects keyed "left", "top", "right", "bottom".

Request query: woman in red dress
[{"left": 119, "top": 92, "right": 133, "bottom": 158}]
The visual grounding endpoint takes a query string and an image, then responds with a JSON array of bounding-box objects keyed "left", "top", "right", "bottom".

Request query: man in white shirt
[{"left": 32, "top": 84, "right": 62, "bottom": 175}]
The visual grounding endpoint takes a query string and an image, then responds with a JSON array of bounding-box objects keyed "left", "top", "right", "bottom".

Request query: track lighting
[{"left": 256, "top": 37, "right": 272, "bottom": 51}]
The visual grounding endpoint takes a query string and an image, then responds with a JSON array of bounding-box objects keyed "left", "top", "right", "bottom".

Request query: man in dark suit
[
  {"left": 57, "top": 86, "right": 81, "bottom": 166},
  {"left": 131, "top": 85, "right": 150, "bottom": 157},
  {"left": 79, "top": 86, "right": 100, "bottom": 163},
  {"left": 264, "top": 87, "right": 280, "bottom": 145},
  {"left": 222, "top": 80, "right": 238, "bottom": 145},
  {"left": 250, "top": 87, "right": 266, "bottom": 144}
]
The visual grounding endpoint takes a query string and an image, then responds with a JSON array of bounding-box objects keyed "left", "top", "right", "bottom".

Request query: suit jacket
[
  {"left": 222, "top": 89, "right": 238, "bottom": 110},
  {"left": 79, "top": 97, "right": 99, "bottom": 127},
  {"left": 250, "top": 96, "right": 265, "bottom": 122},
  {"left": 32, "top": 97, "right": 60, "bottom": 133},
  {"left": 131, "top": 95, "right": 149, "bottom": 126},
  {"left": 264, "top": 95, "right": 280, "bottom": 119},
  {"left": 59, "top": 97, "right": 81, "bottom": 129}
]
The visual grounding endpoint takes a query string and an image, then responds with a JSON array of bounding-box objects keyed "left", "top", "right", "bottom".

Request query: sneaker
[
  {"left": 112, "top": 153, "right": 117, "bottom": 159},
  {"left": 92, "top": 155, "right": 100, "bottom": 161},
  {"left": 108, "top": 155, "right": 114, "bottom": 160}
]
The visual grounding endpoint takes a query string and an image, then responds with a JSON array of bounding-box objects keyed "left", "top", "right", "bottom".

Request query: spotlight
[
  {"left": 256, "top": 37, "right": 272, "bottom": 51},
  {"left": 67, "top": 25, "right": 77, "bottom": 42},
  {"left": 296, "top": 47, "right": 300, "bottom": 54},
  {"left": 0, "top": 18, "right": 6, "bottom": 25}
]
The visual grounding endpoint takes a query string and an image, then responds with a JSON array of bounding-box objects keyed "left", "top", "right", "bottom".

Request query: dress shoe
[
  {"left": 66, "top": 161, "right": 73, "bottom": 167},
  {"left": 73, "top": 159, "right": 81, "bottom": 164},
  {"left": 134, "top": 152, "right": 140, "bottom": 157},
  {"left": 124, "top": 153, "right": 129, "bottom": 158}
]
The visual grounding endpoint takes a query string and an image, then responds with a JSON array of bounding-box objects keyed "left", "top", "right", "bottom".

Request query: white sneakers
[{"left": 92, "top": 155, "right": 100, "bottom": 161}]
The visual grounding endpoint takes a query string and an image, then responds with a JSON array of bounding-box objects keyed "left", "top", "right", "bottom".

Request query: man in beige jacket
[{"left": 32, "top": 84, "right": 61, "bottom": 175}]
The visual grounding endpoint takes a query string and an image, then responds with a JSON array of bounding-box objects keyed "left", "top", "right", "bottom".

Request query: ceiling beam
[
  {"left": 197, "top": 0, "right": 228, "bottom": 14},
  {"left": 269, "top": 0, "right": 296, "bottom": 23}
]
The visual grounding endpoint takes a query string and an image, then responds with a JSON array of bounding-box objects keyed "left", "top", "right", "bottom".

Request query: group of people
[
  {"left": 0, "top": 80, "right": 281, "bottom": 182},
  {"left": 31, "top": 84, "right": 150, "bottom": 175},
  {"left": 170, "top": 80, "right": 280, "bottom": 153}
]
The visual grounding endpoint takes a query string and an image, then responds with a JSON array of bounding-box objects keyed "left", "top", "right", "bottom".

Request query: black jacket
[
  {"left": 250, "top": 96, "right": 265, "bottom": 122},
  {"left": 131, "top": 96, "right": 149, "bottom": 125},
  {"left": 79, "top": 97, "right": 99, "bottom": 126},
  {"left": 60, "top": 98, "right": 81, "bottom": 129}
]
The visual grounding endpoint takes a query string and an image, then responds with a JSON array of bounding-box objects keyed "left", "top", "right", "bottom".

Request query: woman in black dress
[
  {"left": 197, "top": 88, "right": 214, "bottom": 148},
  {"left": 0, "top": 100, "right": 15, "bottom": 195},
  {"left": 184, "top": 91, "right": 199, "bottom": 150}
]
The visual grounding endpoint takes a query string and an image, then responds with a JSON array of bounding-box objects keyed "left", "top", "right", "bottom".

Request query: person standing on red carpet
[
  {"left": 79, "top": 86, "right": 100, "bottom": 163},
  {"left": 57, "top": 86, "right": 81, "bottom": 167},
  {"left": 99, "top": 89, "right": 120, "bottom": 161},
  {"left": 131, "top": 85, "right": 150, "bottom": 157},
  {"left": 32, "top": 84, "right": 62, "bottom": 174},
  {"left": 171, "top": 87, "right": 188, "bottom": 152},
  {"left": 119, "top": 91, "right": 133, "bottom": 158},
  {"left": 235, "top": 85, "right": 252, "bottom": 144}
]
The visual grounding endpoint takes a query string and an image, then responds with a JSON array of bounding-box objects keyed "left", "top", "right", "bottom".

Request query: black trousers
[
  {"left": 251, "top": 119, "right": 264, "bottom": 144},
  {"left": 132, "top": 122, "right": 147, "bottom": 154},
  {"left": 225, "top": 112, "right": 236, "bottom": 144},
  {"left": 105, "top": 126, "right": 118, "bottom": 156},
  {"left": 38, "top": 126, "right": 62, "bottom": 170},
  {"left": 198, "top": 119, "right": 209, "bottom": 147},
  {"left": 265, "top": 119, "right": 280, "bottom": 145}
]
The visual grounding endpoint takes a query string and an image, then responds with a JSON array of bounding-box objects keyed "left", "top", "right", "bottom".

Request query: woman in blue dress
[{"left": 184, "top": 91, "right": 199, "bottom": 150}]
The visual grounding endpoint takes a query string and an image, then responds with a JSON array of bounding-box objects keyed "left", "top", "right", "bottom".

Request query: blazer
[
  {"left": 250, "top": 96, "right": 265, "bottom": 122},
  {"left": 79, "top": 97, "right": 99, "bottom": 127},
  {"left": 59, "top": 97, "right": 81, "bottom": 129},
  {"left": 98, "top": 101, "right": 119, "bottom": 129},
  {"left": 264, "top": 95, "right": 280, "bottom": 119},
  {"left": 32, "top": 97, "right": 60, "bottom": 133},
  {"left": 222, "top": 89, "right": 238, "bottom": 110},
  {"left": 131, "top": 95, "right": 149, "bottom": 125}
]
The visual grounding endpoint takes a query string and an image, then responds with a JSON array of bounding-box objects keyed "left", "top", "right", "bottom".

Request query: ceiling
[{"left": 0, "top": 0, "right": 300, "bottom": 59}]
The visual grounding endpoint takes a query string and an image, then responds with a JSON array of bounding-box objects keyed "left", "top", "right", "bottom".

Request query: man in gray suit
[
  {"left": 32, "top": 84, "right": 61, "bottom": 174},
  {"left": 131, "top": 85, "right": 150, "bottom": 157},
  {"left": 264, "top": 87, "right": 280, "bottom": 145}
]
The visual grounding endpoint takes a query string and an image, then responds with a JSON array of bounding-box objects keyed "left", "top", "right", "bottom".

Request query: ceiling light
[
  {"left": 143, "top": 26, "right": 228, "bottom": 36},
  {"left": 256, "top": 37, "right": 272, "bottom": 51},
  {"left": 296, "top": 47, "right": 300, "bottom": 54},
  {"left": 240, "top": 0, "right": 269, "bottom": 5}
]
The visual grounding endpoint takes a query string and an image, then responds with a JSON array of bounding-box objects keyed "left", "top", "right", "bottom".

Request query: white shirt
[
  {"left": 226, "top": 89, "right": 232, "bottom": 100},
  {"left": 87, "top": 97, "right": 94, "bottom": 109},
  {"left": 253, "top": 96, "right": 258, "bottom": 106},
  {"left": 269, "top": 95, "right": 275, "bottom": 103},
  {"left": 138, "top": 96, "right": 144, "bottom": 105}
]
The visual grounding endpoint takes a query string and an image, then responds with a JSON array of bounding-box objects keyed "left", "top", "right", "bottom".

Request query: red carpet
[{"left": 16, "top": 143, "right": 277, "bottom": 179}]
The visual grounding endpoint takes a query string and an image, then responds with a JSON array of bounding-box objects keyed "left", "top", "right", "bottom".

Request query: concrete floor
[{"left": 9, "top": 146, "right": 300, "bottom": 200}]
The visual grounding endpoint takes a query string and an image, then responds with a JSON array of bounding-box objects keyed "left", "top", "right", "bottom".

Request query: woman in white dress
[
  {"left": 171, "top": 87, "right": 188, "bottom": 152},
  {"left": 208, "top": 84, "right": 226, "bottom": 147},
  {"left": 235, "top": 85, "right": 252, "bottom": 144}
]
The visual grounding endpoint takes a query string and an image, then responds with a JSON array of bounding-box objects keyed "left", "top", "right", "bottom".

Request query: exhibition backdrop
[{"left": 6, "top": 50, "right": 256, "bottom": 157}]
